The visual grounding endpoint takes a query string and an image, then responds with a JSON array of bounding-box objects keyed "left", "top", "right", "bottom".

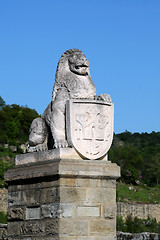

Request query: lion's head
[
  {"left": 68, "top": 51, "right": 89, "bottom": 76},
  {"left": 52, "top": 49, "right": 96, "bottom": 101},
  {"left": 29, "top": 118, "right": 48, "bottom": 146}
]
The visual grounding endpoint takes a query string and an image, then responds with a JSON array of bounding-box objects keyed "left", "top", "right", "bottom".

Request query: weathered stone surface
[
  {"left": 16, "top": 148, "right": 81, "bottom": 165},
  {"left": 41, "top": 203, "right": 74, "bottom": 218},
  {"left": 0, "top": 189, "right": 8, "bottom": 213},
  {"left": 66, "top": 99, "right": 114, "bottom": 159},
  {"left": 45, "top": 219, "right": 59, "bottom": 236},
  {"left": 76, "top": 178, "right": 101, "bottom": 187},
  {"left": 7, "top": 237, "right": 59, "bottom": 240},
  {"left": 41, "top": 187, "right": 59, "bottom": 204},
  {"left": 101, "top": 179, "right": 116, "bottom": 188},
  {"left": 8, "top": 207, "right": 25, "bottom": 220},
  {"left": 60, "top": 177, "right": 76, "bottom": 186},
  {"left": 20, "top": 220, "right": 45, "bottom": 235},
  {"left": 77, "top": 206, "right": 100, "bottom": 217},
  {"left": 60, "top": 187, "right": 86, "bottom": 203},
  {"left": 28, "top": 49, "right": 113, "bottom": 158},
  {"left": 117, "top": 232, "right": 160, "bottom": 240},
  {"left": 90, "top": 219, "right": 116, "bottom": 235},
  {"left": 29, "top": 49, "right": 98, "bottom": 152},
  {"left": 5, "top": 155, "right": 120, "bottom": 239},
  {"left": 78, "top": 236, "right": 116, "bottom": 240},
  {"left": 104, "top": 204, "right": 116, "bottom": 219},
  {"left": 21, "top": 189, "right": 41, "bottom": 205},
  {"left": 0, "top": 224, "right": 7, "bottom": 240},
  {"left": 26, "top": 207, "right": 41, "bottom": 220},
  {"left": 8, "top": 190, "right": 21, "bottom": 207},
  {"left": 5, "top": 157, "right": 120, "bottom": 182},
  {"left": 86, "top": 187, "right": 116, "bottom": 203},
  {"left": 117, "top": 202, "right": 160, "bottom": 222},
  {"left": 60, "top": 219, "right": 88, "bottom": 236},
  {"left": 59, "top": 238, "right": 77, "bottom": 240},
  {"left": 7, "top": 222, "right": 21, "bottom": 236}
]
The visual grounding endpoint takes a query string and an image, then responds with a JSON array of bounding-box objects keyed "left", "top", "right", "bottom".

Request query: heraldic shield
[{"left": 66, "top": 99, "right": 114, "bottom": 160}]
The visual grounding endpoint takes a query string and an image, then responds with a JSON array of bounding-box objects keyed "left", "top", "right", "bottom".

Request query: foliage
[
  {"left": 0, "top": 146, "right": 15, "bottom": 187},
  {"left": 116, "top": 182, "right": 160, "bottom": 203},
  {"left": 0, "top": 211, "right": 7, "bottom": 224},
  {"left": 0, "top": 97, "right": 40, "bottom": 145},
  {"left": 109, "top": 145, "right": 143, "bottom": 184},
  {"left": 117, "top": 215, "right": 160, "bottom": 233},
  {"left": 0, "top": 96, "right": 5, "bottom": 110},
  {"left": 109, "top": 131, "right": 160, "bottom": 186},
  {"left": 0, "top": 97, "right": 40, "bottom": 188}
]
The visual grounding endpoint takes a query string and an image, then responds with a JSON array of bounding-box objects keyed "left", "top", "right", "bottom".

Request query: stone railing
[{"left": 117, "top": 202, "right": 160, "bottom": 222}]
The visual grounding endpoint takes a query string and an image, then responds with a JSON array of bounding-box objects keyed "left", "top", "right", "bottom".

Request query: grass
[{"left": 117, "top": 182, "right": 160, "bottom": 203}]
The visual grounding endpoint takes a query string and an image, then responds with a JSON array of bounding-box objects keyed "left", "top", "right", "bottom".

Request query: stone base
[{"left": 5, "top": 149, "right": 120, "bottom": 240}]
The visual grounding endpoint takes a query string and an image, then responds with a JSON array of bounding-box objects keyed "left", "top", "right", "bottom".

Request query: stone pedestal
[{"left": 5, "top": 149, "right": 120, "bottom": 240}]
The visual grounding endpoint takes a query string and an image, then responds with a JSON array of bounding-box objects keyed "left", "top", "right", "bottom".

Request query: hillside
[
  {"left": 0, "top": 96, "right": 160, "bottom": 189},
  {"left": 109, "top": 131, "right": 160, "bottom": 187},
  {"left": 0, "top": 96, "right": 40, "bottom": 187}
]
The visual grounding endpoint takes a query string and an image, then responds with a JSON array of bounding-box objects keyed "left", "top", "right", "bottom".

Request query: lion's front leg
[
  {"left": 50, "top": 107, "right": 68, "bottom": 148},
  {"left": 50, "top": 89, "right": 69, "bottom": 148}
]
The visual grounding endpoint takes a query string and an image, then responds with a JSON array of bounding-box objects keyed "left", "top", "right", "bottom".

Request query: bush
[{"left": 0, "top": 149, "right": 14, "bottom": 187}]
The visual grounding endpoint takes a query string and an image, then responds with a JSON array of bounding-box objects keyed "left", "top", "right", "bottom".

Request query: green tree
[
  {"left": 143, "top": 153, "right": 160, "bottom": 185},
  {"left": 110, "top": 131, "right": 160, "bottom": 186},
  {"left": 0, "top": 102, "right": 40, "bottom": 145},
  {"left": 109, "top": 145, "right": 144, "bottom": 183},
  {"left": 0, "top": 96, "right": 5, "bottom": 110}
]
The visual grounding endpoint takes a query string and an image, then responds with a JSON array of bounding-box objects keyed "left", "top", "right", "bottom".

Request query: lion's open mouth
[
  {"left": 74, "top": 65, "right": 88, "bottom": 75},
  {"left": 75, "top": 65, "right": 87, "bottom": 70}
]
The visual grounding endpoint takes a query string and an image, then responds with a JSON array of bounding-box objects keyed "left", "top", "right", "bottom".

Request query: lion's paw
[
  {"left": 54, "top": 139, "right": 68, "bottom": 148},
  {"left": 98, "top": 94, "right": 112, "bottom": 104},
  {"left": 28, "top": 143, "right": 48, "bottom": 152}
]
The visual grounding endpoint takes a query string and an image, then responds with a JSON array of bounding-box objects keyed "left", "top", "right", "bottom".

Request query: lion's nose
[{"left": 84, "top": 60, "right": 89, "bottom": 67}]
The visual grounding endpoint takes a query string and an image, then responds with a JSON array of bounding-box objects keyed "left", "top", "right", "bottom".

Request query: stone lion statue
[{"left": 29, "top": 49, "right": 111, "bottom": 152}]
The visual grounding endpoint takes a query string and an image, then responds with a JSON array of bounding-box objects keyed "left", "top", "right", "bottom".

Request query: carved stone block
[
  {"left": 66, "top": 99, "right": 114, "bottom": 159},
  {"left": 8, "top": 207, "right": 25, "bottom": 220},
  {"left": 26, "top": 207, "right": 41, "bottom": 220}
]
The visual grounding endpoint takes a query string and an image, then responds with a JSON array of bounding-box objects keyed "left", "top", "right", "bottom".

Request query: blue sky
[{"left": 0, "top": 0, "right": 160, "bottom": 133}]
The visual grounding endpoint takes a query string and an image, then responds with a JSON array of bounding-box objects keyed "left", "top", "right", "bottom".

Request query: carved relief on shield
[{"left": 66, "top": 100, "right": 114, "bottom": 160}]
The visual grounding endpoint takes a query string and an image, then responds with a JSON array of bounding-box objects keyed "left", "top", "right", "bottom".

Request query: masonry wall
[
  {"left": 117, "top": 232, "right": 160, "bottom": 240},
  {"left": 4, "top": 156, "right": 120, "bottom": 240},
  {"left": 117, "top": 202, "right": 160, "bottom": 222},
  {"left": 1, "top": 189, "right": 160, "bottom": 223},
  {"left": 6, "top": 176, "right": 117, "bottom": 239},
  {"left": 0, "top": 189, "right": 8, "bottom": 213}
]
